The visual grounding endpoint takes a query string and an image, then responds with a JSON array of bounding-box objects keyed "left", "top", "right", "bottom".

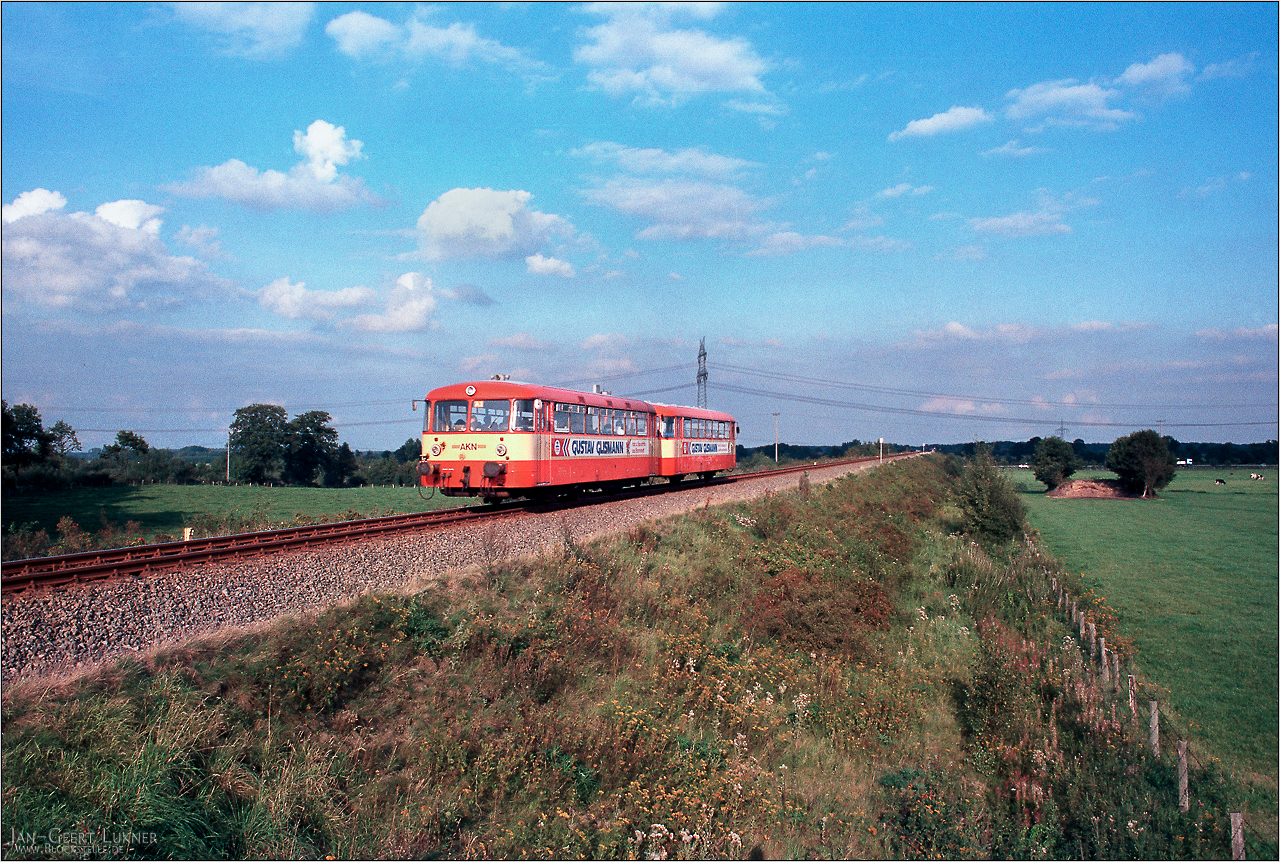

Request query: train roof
[{"left": 423, "top": 380, "right": 734, "bottom": 420}]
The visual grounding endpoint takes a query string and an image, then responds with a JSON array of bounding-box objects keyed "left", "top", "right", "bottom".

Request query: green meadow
[
  {"left": 2, "top": 484, "right": 446, "bottom": 544},
  {"left": 1010, "top": 467, "right": 1279, "bottom": 783}
]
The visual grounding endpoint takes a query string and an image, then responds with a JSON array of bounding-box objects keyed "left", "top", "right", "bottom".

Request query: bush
[
  {"left": 1033, "top": 436, "right": 1080, "bottom": 490},
  {"left": 954, "top": 444, "right": 1026, "bottom": 543},
  {"left": 1106, "top": 429, "right": 1177, "bottom": 497}
]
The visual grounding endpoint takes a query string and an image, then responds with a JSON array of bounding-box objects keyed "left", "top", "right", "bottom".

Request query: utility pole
[
  {"left": 696, "top": 337, "right": 708, "bottom": 409},
  {"left": 773, "top": 413, "right": 780, "bottom": 462},
  {"left": 226, "top": 429, "right": 231, "bottom": 484}
]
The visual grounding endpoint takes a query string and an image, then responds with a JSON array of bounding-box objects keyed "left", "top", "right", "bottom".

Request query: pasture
[
  {"left": 1009, "top": 467, "right": 1279, "bottom": 782},
  {"left": 2, "top": 483, "right": 446, "bottom": 544}
]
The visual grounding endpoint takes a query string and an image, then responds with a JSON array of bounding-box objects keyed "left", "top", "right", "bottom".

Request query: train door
[
  {"left": 533, "top": 398, "right": 550, "bottom": 485},
  {"left": 647, "top": 411, "right": 660, "bottom": 477}
]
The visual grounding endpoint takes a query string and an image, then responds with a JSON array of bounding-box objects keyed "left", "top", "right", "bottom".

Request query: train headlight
[
  {"left": 495, "top": 443, "right": 507, "bottom": 457},
  {"left": 431, "top": 444, "right": 443, "bottom": 457}
]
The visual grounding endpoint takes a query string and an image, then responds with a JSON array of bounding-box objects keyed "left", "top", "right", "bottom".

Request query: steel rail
[{"left": 1, "top": 452, "right": 919, "bottom": 596}]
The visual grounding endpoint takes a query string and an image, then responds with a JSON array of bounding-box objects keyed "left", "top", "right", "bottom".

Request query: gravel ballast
[{"left": 2, "top": 460, "right": 906, "bottom": 685}]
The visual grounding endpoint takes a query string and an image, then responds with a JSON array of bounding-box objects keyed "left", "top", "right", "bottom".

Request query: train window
[
  {"left": 512, "top": 400, "right": 535, "bottom": 432},
  {"left": 434, "top": 400, "right": 468, "bottom": 432},
  {"left": 586, "top": 407, "right": 600, "bottom": 435},
  {"left": 554, "top": 404, "right": 571, "bottom": 433},
  {"left": 571, "top": 408, "right": 585, "bottom": 434},
  {"left": 471, "top": 400, "right": 510, "bottom": 432},
  {"left": 626, "top": 413, "right": 638, "bottom": 436},
  {"left": 637, "top": 413, "right": 648, "bottom": 436},
  {"left": 661, "top": 417, "right": 675, "bottom": 438}
]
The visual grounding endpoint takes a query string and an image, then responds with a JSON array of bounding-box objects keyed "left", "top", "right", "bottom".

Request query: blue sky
[{"left": 3, "top": 2, "right": 1276, "bottom": 451}]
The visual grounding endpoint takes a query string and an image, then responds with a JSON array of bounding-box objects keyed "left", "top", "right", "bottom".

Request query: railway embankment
[{"left": 2, "top": 453, "right": 1271, "bottom": 860}]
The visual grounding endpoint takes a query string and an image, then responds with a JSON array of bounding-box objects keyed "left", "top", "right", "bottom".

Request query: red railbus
[{"left": 417, "top": 379, "right": 736, "bottom": 499}]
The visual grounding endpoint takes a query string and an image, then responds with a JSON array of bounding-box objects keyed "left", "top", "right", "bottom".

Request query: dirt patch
[{"left": 1046, "top": 478, "right": 1137, "bottom": 499}]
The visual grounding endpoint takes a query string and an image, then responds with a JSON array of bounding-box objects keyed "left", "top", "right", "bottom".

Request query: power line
[{"left": 713, "top": 381, "right": 1276, "bottom": 430}]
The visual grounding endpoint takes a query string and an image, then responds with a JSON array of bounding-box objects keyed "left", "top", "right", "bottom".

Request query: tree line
[
  {"left": 2, "top": 401, "right": 421, "bottom": 493},
  {"left": 938, "top": 436, "right": 1277, "bottom": 467}
]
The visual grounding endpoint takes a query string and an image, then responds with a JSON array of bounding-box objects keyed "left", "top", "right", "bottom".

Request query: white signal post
[{"left": 773, "top": 413, "right": 780, "bottom": 462}]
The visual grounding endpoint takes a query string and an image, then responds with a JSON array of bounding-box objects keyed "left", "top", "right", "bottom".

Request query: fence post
[
  {"left": 1088, "top": 620, "right": 1097, "bottom": 659},
  {"left": 1178, "top": 739, "right": 1189, "bottom": 812},
  {"left": 1231, "top": 812, "right": 1244, "bottom": 860},
  {"left": 1129, "top": 675, "right": 1138, "bottom": 720},
  {"left": 1149, "top": 701, "right": 1160, "bottom": 757},
  {"left": 1100, "top": 637, "right": 1110, "bottom": 684}
]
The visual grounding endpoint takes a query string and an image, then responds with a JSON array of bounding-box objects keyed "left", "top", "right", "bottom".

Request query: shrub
[{"left": 955, "top": 444, "right": 1026, "bottom": 543}]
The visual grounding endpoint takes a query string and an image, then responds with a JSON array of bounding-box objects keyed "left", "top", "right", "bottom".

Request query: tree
[
  {"left": 50, "top": 420, "right": 81, "bottom": 456},
  {"left": 230, "top": 404, "right": 289, "bottom": 484},
  {"left": 284, "top": 411, "right": 339, "bottom": 486},
  {"left": 2, "top": 401, "right": 53, "bottom": 467},
  {"left": 324, "top": 442, "right": 359, "bottom": 487},
  {"left": 1106, "top": 429, "right": 1177, "bottom": 498},
  {"left": 101, "top": 430, "right": 150, "bottom": 456},
  {"left": 1032, "top": 436, "right": 1080, "bottom": 490}
]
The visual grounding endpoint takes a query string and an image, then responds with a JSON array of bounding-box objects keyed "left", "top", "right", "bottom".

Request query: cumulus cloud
[
  {"left": 1115, "top": 52, "right": 1194, "bottom": 96},
  {"left": 1196, "top": 324, "right": 1278, "bottom": 342},
  {"left": 415, "top": 188, "right": 573, "bottom": 260},
  {"left": 1, "top": 192, "right": 231, "bottom": 310},
  {"left": 574, "top": 4, "right": 770, "bottom": 108},
  {"left": 95, "top": 200, "right": 165, "bottom": 234},
  {"left": 3, "top": 188, "right": 67, "bottom": 223},
  {"left": 1005, "top": 79, "right": 1135, "bottom": 131},
  {"left": 167, "top": 120, "right": 378, "bottom": 213},
  {"left": 256, "top": 276, "right": 375, "bottom": 321},
  {"left": 344, "top": 272, "right": 438, "bottom": 333},
  {"left": 171, "top": 2, "right": 315, "bottom": 59},
  {"left": 325, "top": 8, "right": 544, "bottom": 76},
  {"left": 981, "top": 139, "right": 1048, "bottom": 158},
  {"left": 746, "top": 232, "right": 845, "bottom": 257},
  {"left": 525, "top": 253, "right": 576, "bottom": 278},
  {"left": 889, "top": 106, "right": 990, "bottom": 141}
]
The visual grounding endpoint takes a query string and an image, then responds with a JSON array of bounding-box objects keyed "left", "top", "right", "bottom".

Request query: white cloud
[
  {"left": 415, "top": 188, "right": 573, "bottom": 260},
  {"left": 574, "top": 4, "right": 769, "bottom": 107},
  {"left": 1196, "top": 324, "right": 1277, "bottom": 342},
  {"left": 257, "top": 276, "right": 374, "bottom": 321},
  {"left": 981, "top": 139, "right": 1048, "bottom": 158},
  {"left": 95, "top": 200, "right": 165, "bottom": 234},
  {"left": 325, "top": 8, "right": 543, "bottom": 75},
  {"left": 172, "top": 2, "right": 315, "bottom": 59},
  {"left": 747, "top": 232, "right": 845, "bottom": 257},
  {"left": 1, "top": 196, "right": 231, "bottom": 310},
  {"left": 1005, "top": 79, "right": 1135, "bottom": 131},
  {"left": 3, "top": 188, "right": 67, "bottom": 223},
  {"left": 491, "top": 332, "right": 552, "bottom": 350},
  {"left": 344, "top": 272, "right": 437, "bottom": 333},
  {"left": 573, "top": 142, "right": 755, "bottom": 178},
  {"left": 1115, "top": 52, "right": 1194, "bottom": 96},
  {"left": 889, "top": 106, "right": 990, "bottom": 141},
  {"left": 525, "top": 253, "right": 576, "bottom": 278},
  {"left": 167, "top": 120, "right": 377, "bottom": 213},
  {"left": 583, "top": 177, "right": 767, "bottom": 241},
  {"left": 969, "top": 189, "right": 1097, "bottom": 237},
  {"left": 877, "top": 183, "right": 934, "bottom": 198},
  {"left": 175, "top": 224, "right": 224, "bottom": 258},
  {"left": 969, "top": 210, "right": 1070, "bottom": 237}
]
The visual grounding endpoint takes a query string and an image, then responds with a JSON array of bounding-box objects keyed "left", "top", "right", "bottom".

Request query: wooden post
[
  {"left": 1149, "top": 701, "right": 1160, "bottom": 757},
  {"left": 1088, "top": 620, "right": 1097, "bottom": 659},
  {"left": 1112, "top": 650, "right": 1121, "bottom": 686},
  {"left": 1178, "top": 740, "right": 1189, "bottom": 812},
  {"left": 1129, "top": 675, "right": 1138, "bottom": 720},
  {"left": 1231, "top": 812, "right": 1244, "bottom": 860},
  {"left": 1100, "top": 637, "right": 1110, "bottom": 684}
]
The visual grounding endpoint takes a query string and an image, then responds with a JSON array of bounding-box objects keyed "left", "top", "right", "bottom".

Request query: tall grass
[{"left": 3, "top": 456, "right": 1272, "bottom": 859}]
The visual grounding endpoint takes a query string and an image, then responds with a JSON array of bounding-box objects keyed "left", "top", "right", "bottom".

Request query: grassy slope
[
  {"left": 2, "top": 458, "right": 1271, "bottom": 859},
  {"left": 1011, "top": 468, "right": 1279, "bottom": 782}
]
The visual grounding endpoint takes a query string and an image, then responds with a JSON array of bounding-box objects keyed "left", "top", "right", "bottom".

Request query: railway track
[{"left": 1, "top": 454, "right": 915, "bottom": 596}]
